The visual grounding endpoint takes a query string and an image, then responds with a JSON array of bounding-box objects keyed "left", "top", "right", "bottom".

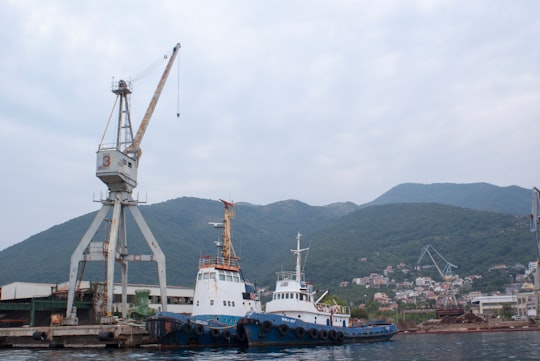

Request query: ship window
[
  {"left": 226, "top": 274, "right": 233, "bottom": 282},
  {"left": 228, "top": 301, "right": 231, "bottom": 306},
  {"left": 285, "top": 293, "right": 289, "bottom": 299},
  {"left": 210, "top": 272, "right": 216, "bottom": 279},
  {"left": 219, "top": 272, "right": 225, "bottom": 281},
  {"left": 223, "top": 300, "right": 227, "bottom": 306},
  {"left": 232, "top": 301, "right": 235, "bottom": 307},
  {"left": 233, "top": 275, "right": 240, "bottom": 283},
  {"left": 198, "top": 273, "right": 203, "bottom": 281},
  {"left": 210, "top": 300, "right": 214, "bottom": 306},
  {"left": 203, "top": 272, "right": 209, "bottom": 280}
]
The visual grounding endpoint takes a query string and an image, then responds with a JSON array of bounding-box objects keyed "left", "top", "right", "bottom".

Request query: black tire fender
[
  {"left": 294, "top": 327, "right": 306, "bottom": 338},
  {"left": 97, "top": 331, "right": 115, "bottom": 342},
  {"left": 319, "top": 329, "right": 328, "bottom": 340},
  {"left": 261, "top": 320, "right": 273, "bottom": 332},
  {"left": 308, "top": 328, "right": 319, "bottom": 339},
  {"left": 210, "top": 328, "right": 220, "bottom": 338},
  {"left": 32, "top": 331, "right": 47, "bottom": 341},
  {"left": 329, "top": 329, "right": 338, "bottom": 341},
  {"left": 181, "top": 322, "right": 193, "bottom": 334},
  {"left": 222, "top": 329, "right": 232, "bottom": 341},
  {"left": 193, "top": 323, "right": 204, "bottom": 336},
  {"left": 277, "top": 324, "right": 289, "bottom": 336}
]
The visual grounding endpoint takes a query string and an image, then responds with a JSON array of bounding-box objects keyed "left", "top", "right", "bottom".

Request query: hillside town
[{"left": 337, "top": 259, "right": 539, "bottom": 320}]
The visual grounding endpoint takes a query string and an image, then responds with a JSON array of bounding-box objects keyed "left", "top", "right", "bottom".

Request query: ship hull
[
  {"left": 146, "top": 312, "right": 248, "bottom": 348},
  {"left": 238, "top": 312, "right": 398, "bottom": 347}
]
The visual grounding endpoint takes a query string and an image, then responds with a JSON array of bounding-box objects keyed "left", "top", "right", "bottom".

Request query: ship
[
  {"left": 146, "top": 199, "right": 261, "bottom": 347},
  {"left": 237, "top": 232, "right": 399, "bottom": 346}
]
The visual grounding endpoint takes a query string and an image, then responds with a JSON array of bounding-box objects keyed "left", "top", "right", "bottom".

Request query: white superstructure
[
  {"left": 191, "top": 200, "right": 261, "bottom": 321},
  {"left": 265, "top": 232, "right": 350, "bottom": 327}
]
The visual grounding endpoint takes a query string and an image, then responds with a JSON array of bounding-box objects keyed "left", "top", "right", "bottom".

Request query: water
[{"left": 1, "top": 331, "right": 539, "bottom": 360}]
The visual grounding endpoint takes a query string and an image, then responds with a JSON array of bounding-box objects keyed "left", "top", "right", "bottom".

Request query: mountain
[
  {"left": 0, "top": 183, "right": 534, "bottom": 294},
  {"left": 0, "top": 197, "right": 355, "bottom": 287},
  {"left": 369, "top": 182, "right": 530, "bottom": 215},
  {"left": 301, "top": 203, "right": 531, "bottom": 287}
]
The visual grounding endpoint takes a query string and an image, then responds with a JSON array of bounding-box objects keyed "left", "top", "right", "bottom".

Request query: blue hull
[
  {"left": 237, "top": 312, "right": 399, "bottom": 347},
  {"left": 146, "top": 312, "right": 247, "bottom": 348}
]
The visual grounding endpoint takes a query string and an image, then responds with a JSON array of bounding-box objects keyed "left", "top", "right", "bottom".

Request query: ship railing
[
  {"left": 199, "top": 255, "right": 240, "bottom": 270},
  {"left": 315, "top": 304, "right": 350, "bottom": 315},
  {"left": 276, "top": 271, "right": 305, "bottom": 282}
]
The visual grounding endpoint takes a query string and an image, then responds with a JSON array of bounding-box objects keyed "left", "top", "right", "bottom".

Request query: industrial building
[{"left": 0, "top": 281, "right": 193, "bottom": 327}]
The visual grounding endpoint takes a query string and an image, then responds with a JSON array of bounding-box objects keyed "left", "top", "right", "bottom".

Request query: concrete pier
[{"left": 0, "top": 323, "right": 156, "bottom": 348}]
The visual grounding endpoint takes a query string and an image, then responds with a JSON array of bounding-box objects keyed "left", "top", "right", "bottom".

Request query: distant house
[
  {"left": 488, "top": 264, "right": 508, "bottom": 272},
  {"left": 373, "top": 292, "right": 390, "bottom": 305},
  {"left": 415, "top": 277, "right": 432, "bottom": 287}
]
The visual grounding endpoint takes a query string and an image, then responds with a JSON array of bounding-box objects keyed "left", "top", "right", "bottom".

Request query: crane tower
[
  {"left": 530, "top": 187, "right": 540, "bottom": 318},
  {"left": 64, "top": 43, "right": 180, "bottom": 325}
]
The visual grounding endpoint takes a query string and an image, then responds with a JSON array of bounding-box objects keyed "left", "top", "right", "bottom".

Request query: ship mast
[
  {"left": 203, "top": 199, "right": 240, "bottom": 271},
  {"left": 291, "top": 232, "right": 309, "bottom": 282}
]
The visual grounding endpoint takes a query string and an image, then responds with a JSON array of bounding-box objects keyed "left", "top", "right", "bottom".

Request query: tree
[{"left": 499, "top": 303, "right": 514, "bottom": 321}]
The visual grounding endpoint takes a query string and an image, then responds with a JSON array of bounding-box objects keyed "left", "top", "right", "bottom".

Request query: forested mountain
[
  {"left": 370, "top": 182, "right": 530, "bottom": 215},
  {"left": 0, "top": 183, "right": 534, "bottom": 294}
]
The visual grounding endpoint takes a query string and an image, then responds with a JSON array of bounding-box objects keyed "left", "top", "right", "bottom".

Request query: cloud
[{"left": 1, "top": 0, "right": 540, "bottom": 249}]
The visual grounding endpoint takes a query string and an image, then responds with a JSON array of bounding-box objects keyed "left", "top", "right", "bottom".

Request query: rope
[{"left": 176, "top": 50, "right": 181, "bottom": 118}]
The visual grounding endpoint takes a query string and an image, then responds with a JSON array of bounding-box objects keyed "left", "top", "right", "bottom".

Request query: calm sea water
[{"left": 1, "top": 331, "right": 539, "bottom": 361}]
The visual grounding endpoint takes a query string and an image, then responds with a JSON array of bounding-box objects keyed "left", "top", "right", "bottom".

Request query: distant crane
[
  {"left": 417, "top": 244, "right": 459, "bottom": 309},
  {"left": 64, "top": 43, "right": 181, "bottom": 325},
  {"left": 529, "top": 187, "right": 540, "bottom": 318}
]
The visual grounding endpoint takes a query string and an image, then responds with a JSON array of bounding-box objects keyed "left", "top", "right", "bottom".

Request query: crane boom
[
  {"left": 417, "top": 245, "right": 457, "bottom": 281},
  {"left": 417, "top": 244, "right": 459, "bottom": 309},
  {"left": 132, "top": 43, "right": 181, "bottom": 158}
]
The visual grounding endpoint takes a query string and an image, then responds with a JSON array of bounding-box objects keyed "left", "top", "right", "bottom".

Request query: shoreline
[{"left": 397, "top": 319, "right": 540, "bottom": 335}]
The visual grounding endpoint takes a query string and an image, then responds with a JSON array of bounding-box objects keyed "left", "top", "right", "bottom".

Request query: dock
[{"left": 0, "top": 323, "right": 156, "bottom": 348}]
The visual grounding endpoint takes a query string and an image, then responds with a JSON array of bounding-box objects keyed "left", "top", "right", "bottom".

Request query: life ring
[
  {"left": 261, "top": 320, "right": 273, "bottom": 332},
  {"left": 32, "top": 331, "right": 47, "bottom": 341},
  {"left": 193, "top": 324, "right": 204, "bottom": 336},
  {"left": 328, "top": 329, "right": 338, "bottom": 341},
  {"left": 210, "top": 328, "right": 221, "bottom": 338},
  {"left": 277, "top": 324, "right": 289, "bottom": 336},
  {"left": 222, "top": 329, "right": 232, "bottom": 341},
  {"left": 181, "top": 322, "right": 193, "bottom": 333},
  {"left": 294, "top": 327, "right": 306, "bottom": 338},
  {"left": 336, "top": 331, "right": 345, "bottom": 343},
  {"left": 319, "top": 329, "right": 328, "bottom": 340},
  {"left": 308, "top": 328, "right": 319, "bottom": 339}
]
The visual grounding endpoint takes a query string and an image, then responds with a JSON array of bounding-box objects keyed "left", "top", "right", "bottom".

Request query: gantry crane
[
  {"left": 417, "top": 244, "right": 459, "bottom": 309},
  {"left": 64, "top": 43, "right": 181, "bottom": 325},
  {"left": 530, "top": 187, "right": 540, "bottom": 318}
]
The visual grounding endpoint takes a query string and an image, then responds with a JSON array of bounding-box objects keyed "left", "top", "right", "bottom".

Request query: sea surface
[{"left": 1, "top": 330, "right": 539, "bottom": 361}]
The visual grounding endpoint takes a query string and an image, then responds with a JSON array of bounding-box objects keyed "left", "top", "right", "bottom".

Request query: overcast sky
[{"left": 1, "top": 0, "right": 539, "bottom": 250}]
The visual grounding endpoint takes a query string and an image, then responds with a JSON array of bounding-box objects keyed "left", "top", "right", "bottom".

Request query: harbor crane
[
  {"left": 64, "top": 43, "right": 181, "bottom": 325},
  {"left": 417, "top": 244, "right": 459, "bottom": 309},
  {"left": 530, "top": 187, "right": 540, "bottom": 318}
]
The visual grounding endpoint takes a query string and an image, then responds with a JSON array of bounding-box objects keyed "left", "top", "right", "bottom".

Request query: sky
[{"left": 1, "top": 0, "right": 540, "bottom": 250}]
